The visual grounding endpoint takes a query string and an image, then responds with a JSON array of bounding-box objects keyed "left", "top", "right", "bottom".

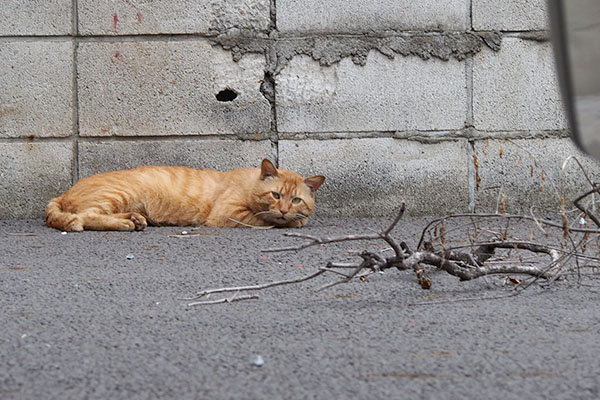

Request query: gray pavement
[{"left": 1, "top": 217, "right": 600, "bottom": 399}]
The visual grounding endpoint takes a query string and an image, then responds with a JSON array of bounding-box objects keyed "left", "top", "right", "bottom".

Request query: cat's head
[{"left": 252, "top": 159, "right": 325, "bottom": 226}]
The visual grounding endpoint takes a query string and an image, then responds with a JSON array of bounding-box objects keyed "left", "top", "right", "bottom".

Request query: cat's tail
[{"left": 45, "top": 195, "right": 83, "bottom": 232}]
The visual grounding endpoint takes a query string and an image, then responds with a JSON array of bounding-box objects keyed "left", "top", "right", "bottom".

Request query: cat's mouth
[{"left": 257, "top": 210, "right": 294, "bottom": 225}]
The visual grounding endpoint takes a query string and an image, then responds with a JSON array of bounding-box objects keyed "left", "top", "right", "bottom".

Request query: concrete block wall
[{"left": 0, "top": 1, "right": 597, "bottom": 219}]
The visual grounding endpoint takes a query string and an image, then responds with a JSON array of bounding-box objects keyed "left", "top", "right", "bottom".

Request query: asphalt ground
[{"left": 1, "top": 216, "right": 600, "bottom": 399}]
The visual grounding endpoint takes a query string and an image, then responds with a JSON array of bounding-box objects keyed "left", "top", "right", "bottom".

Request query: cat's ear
[
  {"left": 304, "top": 175, "right": 325, "bottom": 193},
  {"left": 260, "top": 159, "right": 278, "bottom": 180}
]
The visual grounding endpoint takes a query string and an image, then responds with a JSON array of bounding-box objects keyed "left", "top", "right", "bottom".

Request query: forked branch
[{"left": 186, "top": 203, "right": 600, "bottom": 305}]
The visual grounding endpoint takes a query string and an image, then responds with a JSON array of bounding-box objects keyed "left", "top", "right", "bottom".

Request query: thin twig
[
  {"left": 562, "top": 155, "right": 598, "bottom": 217},
  {"left": 562, "top": 155, "right": 596, "bottom": 188},
  {"left": 574, "top": 186, "right": 600, "bottom": 228},
  {"left": 185, "top": 270, "right": 326, "bottom": 300},
  {"left": 319, "top": 267, "right": 354, "bottom": 278},
  {"left": 383, "top": 203, "right": 406, "bottom": 236},
  {"left": 188, "top": 294, "right": 259, "bottom": 306},
  {"left": 326, "top": 262, "right": 363, "bottom": 269},
  {"left": 263, "top": 232, "right": 382, "bottom": 253},
  {"left": 495, "top": 185, "right": 506, "bottom": 214},
  {"left": 408, "top": 291, "right": 521, "bottom": 306},
  {"left": 228, "top": 217, "right": 274, "bottom": 229},
  {"left": 316, "top": 260, "right": 369, "bottom": 292},
  {"left": 529, "top": 207, "right": 548, "bottom": 236}
]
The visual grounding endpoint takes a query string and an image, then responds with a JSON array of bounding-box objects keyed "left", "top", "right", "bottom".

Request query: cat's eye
[
  {"left": 272, "top": 191, "right": 281, "bottom": 199},
  {"left": 292, "top": 197, "right": 301, "bottom": 204}
]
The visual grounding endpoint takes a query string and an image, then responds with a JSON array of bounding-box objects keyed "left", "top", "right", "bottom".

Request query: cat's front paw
[
  {"left": 286, "top": 219, "right": 308, "bottom": 228},
  {"left": 129, "top": 213, "right": 148, "bottom": 231}
]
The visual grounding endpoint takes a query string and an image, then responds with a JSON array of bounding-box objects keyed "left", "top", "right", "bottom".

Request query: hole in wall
[{"left": 216, "top": 88, "right": 238, "bottom": 102}]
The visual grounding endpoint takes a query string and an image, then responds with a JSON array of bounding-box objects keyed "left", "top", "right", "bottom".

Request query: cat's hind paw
[{"left": 130, "top": 213, "right": 148, "bottom": 231}]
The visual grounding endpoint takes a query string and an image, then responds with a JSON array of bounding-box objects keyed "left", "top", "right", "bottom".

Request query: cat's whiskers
[
  {"left": 253, "top": 210, "right": 276, "bottom": 217},
  {"left": 227, "top": 217, "right": 274, "bottom": 229},
  {"left": 292, "top": 213, "right": 308, "bottom": 221}
]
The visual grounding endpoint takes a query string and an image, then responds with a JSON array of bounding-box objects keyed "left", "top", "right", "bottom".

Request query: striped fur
[{"left": 45, "top": 159, "right": 325, "bottom": 232}]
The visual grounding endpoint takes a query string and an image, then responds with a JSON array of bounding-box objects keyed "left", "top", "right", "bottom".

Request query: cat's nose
[{"left": 280, "top": 209, "right": 288, "bottom": 216}]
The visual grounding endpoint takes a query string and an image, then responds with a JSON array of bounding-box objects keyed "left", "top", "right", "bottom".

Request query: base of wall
[{"left": 2, "top": 136, "right": 596, "bottom": 220}]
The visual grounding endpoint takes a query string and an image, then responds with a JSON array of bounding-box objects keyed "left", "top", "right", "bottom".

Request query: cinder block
[
  {"left": 0, "top": 0, "right": 72, "bottom": 35},
  {"left": 473, "top": 138, "right": 600, "bottom": 213},
  {"left": 0, "top": 41, "right": 74, "bottom": 138},
  {"left": 78, "top": 0, "right": 270, "bottom": 35},
  {"left": 276, "top": 53, "right": 467, "bottom": 133},
  {"left": 78, "top": 139, "right": 273, "bottom": 177},
  {"left": 279, "top": 138, "right": 470, "bottom": 217},
  {"left": 277, "top": 0, "right": 468, "bottom": 33},
  {"left": 472, "top": 0, "right": 548, "bottom": 31},
  {"left": 473, "top": 38, "right": 566, "bottom": 131},
  {"left": 0, "top": 142, "right": 73, "bottom": 219},
  {"left": 77, "top": 41, "right": 271, "bottom": 137}
]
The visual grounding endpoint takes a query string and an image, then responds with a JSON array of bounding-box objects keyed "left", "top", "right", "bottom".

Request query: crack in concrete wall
[{"left": 512, "top": 31, "right": 550, "bottom": 42}]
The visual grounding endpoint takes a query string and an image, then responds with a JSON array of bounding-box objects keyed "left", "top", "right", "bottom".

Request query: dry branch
[{"left": 186, "top": 201, "right": 600, "bottom": 305}]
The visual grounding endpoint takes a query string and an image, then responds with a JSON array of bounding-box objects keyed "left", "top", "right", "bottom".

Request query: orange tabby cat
[{"left": 45, "top": 159, "right": 325, "bottom": 232}]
